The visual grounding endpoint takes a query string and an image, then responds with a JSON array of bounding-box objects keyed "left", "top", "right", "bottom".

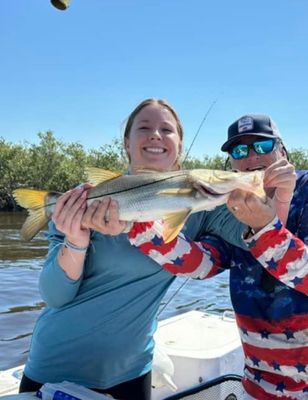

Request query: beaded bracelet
[{"left": 63, "top": 237, "right": 89, "bottom": 253}]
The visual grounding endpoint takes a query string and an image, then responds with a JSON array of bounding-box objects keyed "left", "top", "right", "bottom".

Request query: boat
[{"left": 0, "top": 310, "right": 245, "bottom": 400}]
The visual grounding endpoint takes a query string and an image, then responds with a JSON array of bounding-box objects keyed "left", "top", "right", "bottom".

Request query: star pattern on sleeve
[
  {"left": 151, "top": 235, "right": 163, "bottom": 246},
  {"left": 295, "top": 363, "right": 306, "bottom": 373},
  {"left": 251, "top": 356, "right": 260, "bottom": 366},
  {"left": 291, "top": 276, "right": 304, "bottom": 286},
  {"left": 266, "top": 258, "right": 278, "bottom": 271},
  {"left": 272, "top": 361, "right": 281, "bottom": 371},
  {"left": 253, "top": 371, "right": 262, "bottom": 383},
  {"left": 288, "top": 238, "right": 296, "bottom": 249},
  {"left": 246, "top": 217, "right": 308, "bottom": 295},
  {"left": 171, "top": 256, "right": 184, "bottom": 266},
  {"left": 241, "top": 327, "right": 249, "bottom": 335},
  {"left": 259, "top": 329, "right": 270, "bottom": 339},
  {"left": 276, "top": 382, "right": 286, "bottom": 393},
  {"left": 274, "top": 220, "right": 283, "bottom": 230},
  {"left": 283, "top": 328, "right": 295, "bottom": 340}
]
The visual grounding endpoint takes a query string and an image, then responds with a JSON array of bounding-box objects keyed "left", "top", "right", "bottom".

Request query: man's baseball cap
[{"left": 221, "top": 114, "right": 282, "bottom": 152}]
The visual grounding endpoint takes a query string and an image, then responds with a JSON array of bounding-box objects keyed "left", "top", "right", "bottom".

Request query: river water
[{"left": 0, "top": 212, "right": 232, "bottom": 371}]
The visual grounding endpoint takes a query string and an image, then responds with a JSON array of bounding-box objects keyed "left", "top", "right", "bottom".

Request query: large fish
[{"left": 13, "top": 168, "right": 265, "bottom": 242}]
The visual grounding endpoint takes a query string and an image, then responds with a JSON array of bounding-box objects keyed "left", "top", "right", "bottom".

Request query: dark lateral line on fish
[
  {"left": 86, "top": 174, "right": 189, "bottom": 200},
  {"left": 40, "top": 172, "right": 189, "bottom": 210}
]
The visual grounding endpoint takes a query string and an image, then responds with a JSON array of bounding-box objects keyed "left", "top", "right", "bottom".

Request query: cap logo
[{"left": 238, "top": 116, "right": 254, "bottom": 133}]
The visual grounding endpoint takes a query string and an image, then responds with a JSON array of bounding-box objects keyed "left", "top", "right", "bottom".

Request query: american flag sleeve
[
  {"left": 128, "top": 221, "right": 230, "bottom": 279},
  {"left": 246, "top": 217, "right": 308, "bottom": 296}
]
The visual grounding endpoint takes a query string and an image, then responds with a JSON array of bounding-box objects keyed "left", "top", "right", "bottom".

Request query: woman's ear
[
  {"left": 178, "top": 142, "right": 183, "bottom": 157},
  {"left": 124, "top": 137, "right": 130, "bottom": 153},
  {"left": 173, "top": 143, "right": 183, "bottom": 170},
  {"left": 124, "top": 137, "right": 131, "bottom": 162}
]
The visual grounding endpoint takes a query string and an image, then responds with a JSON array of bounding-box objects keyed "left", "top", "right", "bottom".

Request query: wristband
[{"left": 63, "top": 238, "right": 89, "bottom": 253}]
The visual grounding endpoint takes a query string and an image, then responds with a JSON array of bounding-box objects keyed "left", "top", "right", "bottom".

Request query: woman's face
[{"left": 125, "top": 104, "right": 182, "bottom": 174}]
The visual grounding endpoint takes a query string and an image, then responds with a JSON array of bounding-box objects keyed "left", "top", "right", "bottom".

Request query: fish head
[{"left": 189, "top": 169, "right": 265, "bottom": 200}]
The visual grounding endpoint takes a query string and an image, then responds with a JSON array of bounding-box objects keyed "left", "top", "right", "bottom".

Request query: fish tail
[{"left": 13, "top": 188, "right": 50, "bottom": 241}]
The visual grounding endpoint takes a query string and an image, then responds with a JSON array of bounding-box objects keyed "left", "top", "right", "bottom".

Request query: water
[{"left": 0, "top": 212, "right": 232, "bottom": 371}]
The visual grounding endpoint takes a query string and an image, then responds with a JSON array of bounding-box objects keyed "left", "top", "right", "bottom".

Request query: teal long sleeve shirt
[{"left": 24, "top": 206, "right": 246, "bottom": 389}]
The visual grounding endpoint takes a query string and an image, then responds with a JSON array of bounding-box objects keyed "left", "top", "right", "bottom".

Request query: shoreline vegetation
[{"left": 1, "top": 131, "right": 307, "bottom": 211}]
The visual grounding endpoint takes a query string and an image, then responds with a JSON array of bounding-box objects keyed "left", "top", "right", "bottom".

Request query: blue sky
[{"left": 0, "top": 0, "right": 307, "bottom": 158}]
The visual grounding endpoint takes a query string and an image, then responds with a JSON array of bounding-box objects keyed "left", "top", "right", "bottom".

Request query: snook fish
[{"left": 13, "top": 168, "right": 265, "bottom": 242}]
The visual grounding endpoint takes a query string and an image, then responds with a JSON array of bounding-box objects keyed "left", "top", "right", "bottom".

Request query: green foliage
[
  {"left": 182, "top": 154, "right": 225, "bottom": 169},
  {"left": 0, "top": 132, "right": 307, "bottom": 210},
  {"left": 288, "top": 148, "right": 308, "bottom": 170},
  {"left": 0, "top": 138, "right": 31, "bottom": 208},
  {"left": 0, "top": 132, "right": 127, "bottom": 209},
  {"left": 86, "top": 139, "right": 127, "bottom": 172}
]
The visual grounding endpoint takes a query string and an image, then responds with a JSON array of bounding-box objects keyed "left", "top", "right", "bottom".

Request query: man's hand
[
  {"left": 227, "top": 189, "right": 276, "bottom": 233},
  {"left": 263, "top": 158, "right": 296, "bottom": 203}
]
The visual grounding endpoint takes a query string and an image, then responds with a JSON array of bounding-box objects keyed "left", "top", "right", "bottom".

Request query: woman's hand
[
  {"left": 81, "top": 198, "right": 127, "bottom": 236},
  {"left": 263, "top": 158, "right": 296, "bottom": 203},
  {"left": 52, "top": 186, "right": 90, "bottom": 247},
  {"left": 227, "top": 189, "right": 276, "bottom": 233}
]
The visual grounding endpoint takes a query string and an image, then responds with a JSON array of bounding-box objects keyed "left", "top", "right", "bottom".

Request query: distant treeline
[{"left": 1, "top": 131, "right": 307, "bottom": 210}]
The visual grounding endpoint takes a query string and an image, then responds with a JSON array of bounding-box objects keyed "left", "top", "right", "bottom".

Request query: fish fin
[
  {"left": 13, "top": 189, "right": 50, "bottom": 241},
  {"left": 255, "top": 186, "right": 267, "bottom": 201},
  {"left": 251, "top": 173, "right": 267, "bottom": 200},
  {"left": 163, "top": 210, "right": 191, "bottom": 243},
  {"left": 85, "top": 167, "right": 122, "bottom": 186},
  {"left": 158, "top": 188, "right": 194, "bottom": 196}
]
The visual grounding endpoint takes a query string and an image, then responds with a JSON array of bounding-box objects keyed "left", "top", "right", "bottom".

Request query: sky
[{"left": 0, "top": 0, "right": 307, "bottom": 159}]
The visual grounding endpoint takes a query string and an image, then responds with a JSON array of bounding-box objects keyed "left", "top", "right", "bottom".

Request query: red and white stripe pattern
[
  {"left": 243, "top": 367, "right": 308, "bottom": 399},
  {"left": 247, "top": 218, "right": 308, "bottom": 295},
  {"left": 236, "top": 313, "right": 308, "bottom": 398},
  {"left": 128, "top": 217, "right": 308, "bottom": 398},
  {"left": 128, "top": 221, "right": 222, "bottom": 278}
]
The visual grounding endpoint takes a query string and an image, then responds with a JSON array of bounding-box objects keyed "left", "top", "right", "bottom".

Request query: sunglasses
[{"left": 229, "top": 138, "right": 278, "bottom": 160}]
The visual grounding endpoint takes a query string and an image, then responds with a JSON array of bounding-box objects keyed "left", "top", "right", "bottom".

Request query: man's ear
[{"left": 280, "top": 144, "right": 288, "bottom": 159}]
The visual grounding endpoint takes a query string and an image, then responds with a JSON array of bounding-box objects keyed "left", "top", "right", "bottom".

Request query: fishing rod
[
  {"left": 158, "top": 98, "right": 218, "bottom": 317},
  {"left": 182, "top": 98, "right": 218, "bottom": 164}
]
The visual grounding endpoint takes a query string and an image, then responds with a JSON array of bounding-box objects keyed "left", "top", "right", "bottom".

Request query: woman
[{"left": 19, "top": 99, "right": 246, "bottom": 400}]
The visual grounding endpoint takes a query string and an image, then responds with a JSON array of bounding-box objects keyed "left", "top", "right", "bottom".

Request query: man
[{"left": 128, "top": 114, "right": 308, "bottom": 399}]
